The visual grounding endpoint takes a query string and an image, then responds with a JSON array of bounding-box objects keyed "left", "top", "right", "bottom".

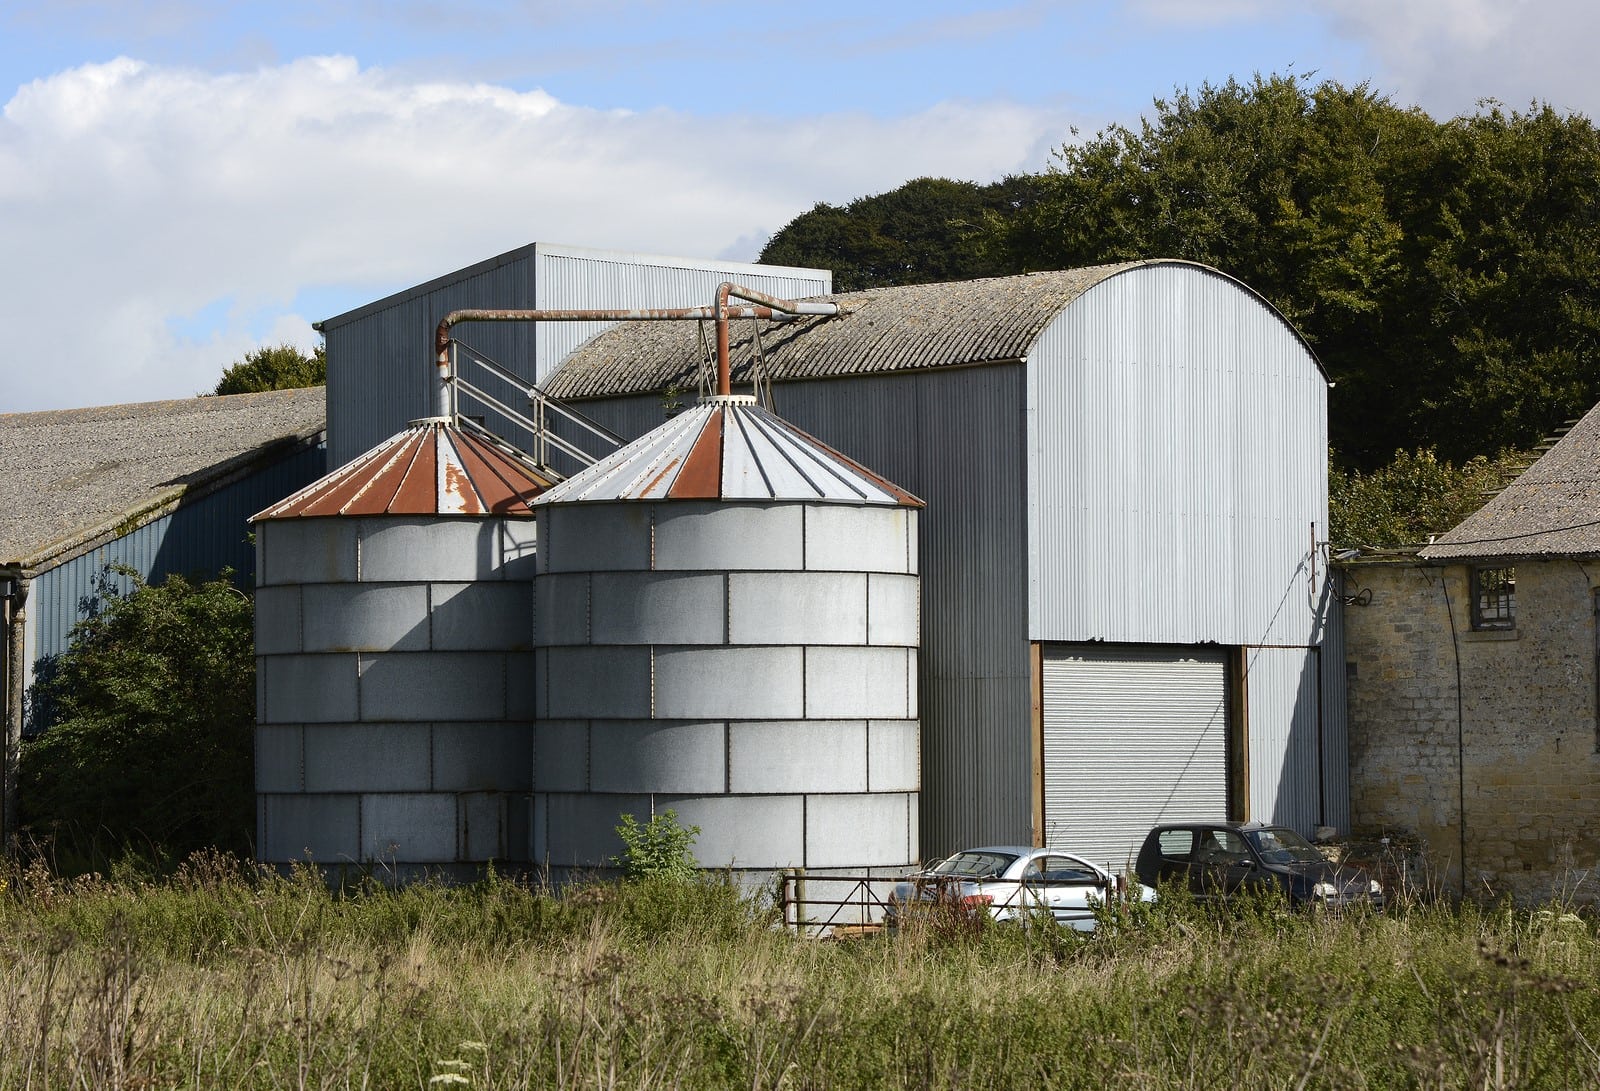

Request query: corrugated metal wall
[
  {"left": 1242, "top": 645, "right": 1324, "bottom": 833},
  {"left": 573, "top": 367, "right": 1033, "bottom": 860},
  {"left": 1024, "top": 264, "right": 1334, "bottom": 833},
  {"left": 1319, "top": 571, "right": 1352, "bottom": 831},
  {"left": 323, "top": 251, "right": 539, "bottom": 468},
  {"left": 1026, "top": 265, "right": 1328, "bottom": 648},
  {"left": 323, "top": 245, "right": 828, "bottom": 469},
  {"left": 28, "top": 442, "right": 326, "bottom": 671},
  {"left": 533, "top": 248, "right": 830, "bottom": 378}
]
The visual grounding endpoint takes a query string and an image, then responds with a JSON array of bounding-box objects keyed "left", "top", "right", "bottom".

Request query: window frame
[{"left": 1471, "top": 565, "right": 1516, "bottom": 631}]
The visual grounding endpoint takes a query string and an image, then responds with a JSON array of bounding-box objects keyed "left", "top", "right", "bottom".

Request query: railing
[
  {"left": 776, "top": 869, "right": 1134, "bottom": 937},
  {"left": 776, "top": 871, "right": 905, "bottom": 936},
  {"left": 445, "top": 338, "right": 624, "bottom": 476}
]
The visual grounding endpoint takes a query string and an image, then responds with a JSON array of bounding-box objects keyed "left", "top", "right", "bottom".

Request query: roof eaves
[{"left": 10, "top": 426, "right": 325, "bottom": 575}]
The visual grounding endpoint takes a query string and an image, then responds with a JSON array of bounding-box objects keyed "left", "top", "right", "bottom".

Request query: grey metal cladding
[
  {"left": 1025, "top": 264, "right": 1330, "bottom": 649},
  {"left": 323, "top": 244, "right": 828, "bottom": 468},
  {"left": 1242, "top": 645, "right": 1325, "bottom": 831}
]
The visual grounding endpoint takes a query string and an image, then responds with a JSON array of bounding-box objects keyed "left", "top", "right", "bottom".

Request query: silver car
[{"left": 886, "top": 845, "right": 1156, "bottom": 932}]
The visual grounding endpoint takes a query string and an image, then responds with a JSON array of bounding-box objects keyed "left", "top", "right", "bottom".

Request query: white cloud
[
  {"left": 1, "top": 55, "right": 1076, "bottom": 411},
  {"left": 1312, "top": 0, "right": 1600, "bottom": 118}
]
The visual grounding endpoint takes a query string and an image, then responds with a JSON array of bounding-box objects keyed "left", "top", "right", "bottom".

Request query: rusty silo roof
[
  {"left": 256, "top": 418, "right": 554, "bottom": 519},
  {"left": 533, "top": 395, "right": 922, "bottom": 507}
]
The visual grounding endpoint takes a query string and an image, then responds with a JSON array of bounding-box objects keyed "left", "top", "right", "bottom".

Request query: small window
[{"left": 1472, "top": 566, "right": 1516, "bottom": 630}]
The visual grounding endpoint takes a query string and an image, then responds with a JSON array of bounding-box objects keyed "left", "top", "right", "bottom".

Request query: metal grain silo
[
  {"left": 530, "top": 393, "right": 923, "bottom": 876},
  {"left": 252, "top": 418, "right": 554, "bottom": 876}
]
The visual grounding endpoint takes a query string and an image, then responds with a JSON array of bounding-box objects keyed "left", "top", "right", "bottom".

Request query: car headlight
[
  {"left": 1311, "top": 881, "right": 1337, "bottom": 898},
  {"left": 1369, "top": 879, "right": 1383, "bottom": 896}
]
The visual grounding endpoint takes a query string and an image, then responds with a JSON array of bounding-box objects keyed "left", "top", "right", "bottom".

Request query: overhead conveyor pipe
[{"left": 433, "top": 284, "right": 842, "bottom": 415}]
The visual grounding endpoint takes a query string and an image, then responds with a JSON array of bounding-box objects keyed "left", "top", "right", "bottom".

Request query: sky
[{"left": 3, "top": 0, "right": 1598, "bottom": 413}]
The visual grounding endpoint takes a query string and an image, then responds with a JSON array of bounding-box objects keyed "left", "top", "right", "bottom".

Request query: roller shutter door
[{"left": 1042, "top": 644, "right": 1229, "bottom": 871}]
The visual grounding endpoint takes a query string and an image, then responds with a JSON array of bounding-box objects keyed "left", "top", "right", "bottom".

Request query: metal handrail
[{"left": 446, "top": 340, "right": 625, "bottom": 473}]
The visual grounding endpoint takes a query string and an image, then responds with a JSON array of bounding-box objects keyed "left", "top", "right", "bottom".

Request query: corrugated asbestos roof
[
  {"left": 0, "top": 387, "right": 326, "bottom": 571},
  {"left": 534, "top": 395, "right": 922, "bottom": 507},
  {"left": 257, "top": 418, "right": 555, "bottom": 519},
  {"left": 540, "top": 262, "right": 1156, "bottom": 401},
  {"left": 1421, "top": 400, "right": 1600, "bottom": 560}
]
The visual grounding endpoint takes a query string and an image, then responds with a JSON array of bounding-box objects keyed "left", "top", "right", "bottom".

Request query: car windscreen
[
  {"left": 1244, "top": 827, "right": 1324, "bottom": 865},
  {"left": 929, "top": 851, "right": 1018, "bottom": 879}
]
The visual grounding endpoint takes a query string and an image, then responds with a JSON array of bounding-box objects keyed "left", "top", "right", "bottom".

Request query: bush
[
  {"left": 612, "top": 809, "right": 700, "bottom": 881},
  {"left": 21, "top": 568, "right": 255, "bottom": 872}
]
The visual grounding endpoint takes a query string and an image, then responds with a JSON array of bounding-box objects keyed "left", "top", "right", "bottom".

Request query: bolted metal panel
[
  {"left": 866, "top": 720, "right": 920, "bottom": 792},
  {"left": 1042, "top": 645, "right": 1230, "bottom": 872},
  {"left": 727, "top": 721, "right": 868, "bottom": 794},
  {"left": 361, "top": 793, "right": 458, "bottom": 863},
  {"left": 590, "top": 571, "right": 724, "bottom": 646},
  {"left": 304, "top": 723, "right": 432, "bottom": 792},
  {"left": 532, "top": 720, "right": 590, "bottom": 792},
  {"left": 589, "top": 721, "right": 726, "bottom": 794},
  {"left": 1243, "top": 645, "right": 1325, "bottom": 836}
]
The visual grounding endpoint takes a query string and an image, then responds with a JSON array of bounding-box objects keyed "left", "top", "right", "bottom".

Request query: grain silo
[
  {"left": 252, "top": 418, "right": 554, "bottom": 876},
  {"left": 530, "top": 389, "right": 924, "bottom": 876}
]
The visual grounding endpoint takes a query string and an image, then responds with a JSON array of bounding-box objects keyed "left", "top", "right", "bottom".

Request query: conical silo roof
[
  {"left": 255, "top": 417, "right": 556, "bottom": 519},
  {"left": 532, "top": 395, "right": 922, "bottom": 507}
]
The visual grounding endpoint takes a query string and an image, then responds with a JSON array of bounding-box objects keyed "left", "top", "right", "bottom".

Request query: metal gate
[{"left": 1042, "top": 644, "right": 1229, "bottom": 871}]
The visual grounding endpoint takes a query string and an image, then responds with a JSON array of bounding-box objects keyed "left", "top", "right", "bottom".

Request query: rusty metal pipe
[
  {"left": 712, "top": 283, "right": 838, "bottom": 396},
  {"left": 434, "top": 287, "right": 840, "bottom": 414}
]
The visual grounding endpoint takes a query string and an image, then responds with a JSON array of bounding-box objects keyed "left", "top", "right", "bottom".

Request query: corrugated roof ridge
[{"left": 541, "top": 264, "right": 1147, "bottom": 401}]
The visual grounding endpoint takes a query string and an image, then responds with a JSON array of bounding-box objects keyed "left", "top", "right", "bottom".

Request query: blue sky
[{"left": 3, "top": 1, "right": 1595, "bottom": 412}]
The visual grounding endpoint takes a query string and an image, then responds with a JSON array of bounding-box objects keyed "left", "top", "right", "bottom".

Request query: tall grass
[{"left": 1, "top": 853, "right": 1597, "bottom": 1088}]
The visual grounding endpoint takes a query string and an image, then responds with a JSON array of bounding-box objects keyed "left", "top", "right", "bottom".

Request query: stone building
[{"left": 1341, "top": 403, "right": 1600, "bottom": 904}]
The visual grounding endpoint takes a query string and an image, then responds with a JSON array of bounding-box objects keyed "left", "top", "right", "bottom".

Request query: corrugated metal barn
[
  {"left": 537, "top": 259, "right": 1346, "bottom": 869},
  {"left": 1, "top": 388, "right": 326, "bottom": 841},
  {"left": 317, "top": 242, "right": 829, "bottom": 468}
]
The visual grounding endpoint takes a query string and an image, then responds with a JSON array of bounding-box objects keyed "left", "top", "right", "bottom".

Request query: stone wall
[{"left": 1341, "top": 557, "right": 1600, "bottom": 904}]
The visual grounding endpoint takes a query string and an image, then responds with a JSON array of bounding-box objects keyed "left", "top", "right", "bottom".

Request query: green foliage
[
  {"left": 987, "top": 73, "right": 1600, "bottom": 468},
  {"left": 1329, "top": 447, "right": 1531, "bottom": 547},
  {"left": 2, "top": 859, "right": 1599, "bottom": 1088},
  {"left": 612, "top": 809, "right": 700, "bottom": 881},
  {"left": 21, "top": 569, "right": 255, "bottom": 872},
  {"left": 759, "top": 175, "right": 1048, "bottom": 292},
  {"left": 212, "top": 342, "right": 326, "bottom": 395},
  {"left": 765, "top": 76, "right": 1600, "bottom": 470}
]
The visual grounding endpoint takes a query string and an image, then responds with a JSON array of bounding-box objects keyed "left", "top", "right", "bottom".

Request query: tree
[
  {"left": 213, "top": 342, "right": 327, "bottom": 396},
  {"left": 1328, "top": 447, "right": 1530, "bottom": 548},
  {"left": 989, "top": 74, "right": 1600, "bottom": 468},
  {"left": 760, "top": 175, "right": 1048, "bottom": 292},
  {"left": 21, "top": 569, "right": 255, "bottom": 871}
]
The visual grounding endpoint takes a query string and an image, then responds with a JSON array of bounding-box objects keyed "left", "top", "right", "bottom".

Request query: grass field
[{"left": 1, "top": 852, "right": 1598, "bottom": 1089}]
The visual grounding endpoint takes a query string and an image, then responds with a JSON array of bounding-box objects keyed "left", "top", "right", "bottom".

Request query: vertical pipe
[
  {"left": 714, "top": 283, "right": 733, "bottom": 396},
  {"left": 3, "top": 577, "right": 27, "bottom": 855}
]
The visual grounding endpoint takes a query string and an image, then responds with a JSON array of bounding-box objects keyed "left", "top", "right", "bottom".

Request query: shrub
[{"left": 612, "top": 810, "right": 700, "bottom": 881}]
